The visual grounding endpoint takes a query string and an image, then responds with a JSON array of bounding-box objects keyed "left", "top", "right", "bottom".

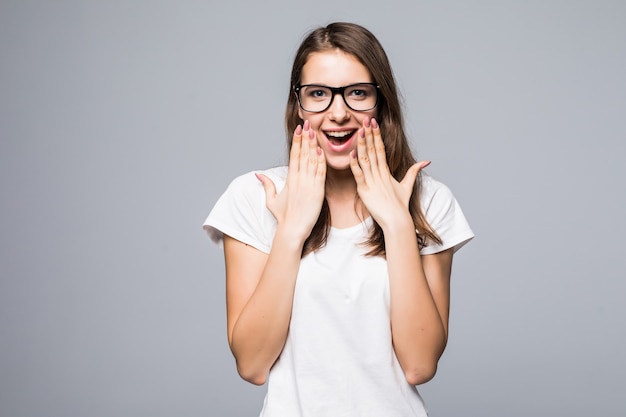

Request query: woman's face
[{"left": 298, "top": 50, "right": 378, "bottom": 171}]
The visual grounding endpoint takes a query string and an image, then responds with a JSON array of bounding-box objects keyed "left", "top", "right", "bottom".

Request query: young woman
[{"left": 204, "top": 22, "right": 473, "bottom": 417}]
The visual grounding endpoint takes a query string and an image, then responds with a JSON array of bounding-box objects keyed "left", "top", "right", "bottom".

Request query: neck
[
  {"left": 324, "top": 167, "right": 369, "bottom": 227},
  {"left": 325, "top": 167, "right": 357, "bottom": 196}
]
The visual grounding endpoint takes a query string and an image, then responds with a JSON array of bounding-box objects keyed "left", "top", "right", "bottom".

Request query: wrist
[
  {"left": 273, "top": 225, "right": 308, "bottom": 252},
  {"left": 379, "top": 210, "right": 415, "bottom": 236}
]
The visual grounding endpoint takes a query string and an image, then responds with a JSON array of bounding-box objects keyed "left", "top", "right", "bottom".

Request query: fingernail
[
  {"left": 364, "top": 118, "right": 370, "bottom": 128},
  {"left": 254, "top": 173, "right": 263, "bottom": 183},
  {"left": 360, "top": 128, "right": 365, "bottom": 138},
  {"left": 295, "top": 125, "right": 302, "bottom": 135},
  {"left": 371, "top": 118, "right": 379, "bottom": 129},
  {"left": 304, "top": 120, "right": 310, "bottom": 130},
  {"left": 317, "top": 147, "right": 322, "bottom": 155},
  {"left": 309, "top": 129, "right": 315, "bottom": 139}
]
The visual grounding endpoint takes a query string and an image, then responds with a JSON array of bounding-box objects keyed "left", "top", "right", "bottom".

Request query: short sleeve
[
  {"left": 203, "top": 169, "right": 283, "bottom": 254},
  {"left": 419, "top": 176, "right": 474, "bottom": 255}
]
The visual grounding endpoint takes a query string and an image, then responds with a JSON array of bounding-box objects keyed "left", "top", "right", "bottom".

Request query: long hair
[{"left": 285, "top": 22, "right": 441, "bottom": 256}]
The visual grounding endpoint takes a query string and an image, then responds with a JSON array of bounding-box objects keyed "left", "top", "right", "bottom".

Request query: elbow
[
  {"left": 229, "top": 339, "right": 268, "bottom": 385},
  {"left": 404, "top": 363, "right": 437, "bottom": 386},
  {"left": 403, "top": 335, "right": 447, "bottom": 385},
  {"left": 236, "top": 362, "right": 268, "bottom": 386}
]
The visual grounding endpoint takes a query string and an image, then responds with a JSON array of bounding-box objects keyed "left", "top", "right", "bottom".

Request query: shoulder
[
  {"left": 202, "top": 166, "right": 286, "bottom": 252},
  {"left": 419, "top": 174, "right": 455, "bottom": 209},
  {"left": 212, "top": 165, "right": 288, "bottom": 223},
  {"left": 228, "top": 166, "right": 288, "bottom": 195},
  {"left": 418, "top": 174, "right": 474, "bottom": 254},
  {"left": 218, "top": 166, "right": 288, "bottom": 209}
]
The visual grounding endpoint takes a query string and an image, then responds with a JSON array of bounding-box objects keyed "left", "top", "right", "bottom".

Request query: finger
[
  {"left": 289, "top": 124, "right": 303, "bottom": 172},
  {"left": 417, "top": 159, "right": 432, "bottom": 171},
  {"left": 349, "top": 149, "right": 366, "bottom": 186},
  {"left": 363, "top": 118, "right": 379, "bottom": 173},
  {"left": 315, "top": 146, "right": 327, "bottom": 184},
  {"left": 371, "top": 118, "right": 388, "bottom": 172},
  {"left": 401, "top": 161, "right": 431, "bottom": 191},
  {"left": 255, "top": 173, "right": 277, "bottom": 205},
  {"left": 299, "top": 121, "right": 313, "bottom": 171},
  {"left": 307, "top": 129, "right": 318, "bottom": 174},
  {"left": 356, "top": 128, "right": 372, "bottom": 179}
]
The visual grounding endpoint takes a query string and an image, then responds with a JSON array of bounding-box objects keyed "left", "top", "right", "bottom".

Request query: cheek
[
  {"left": 357, "top": 110, "right": 378, "bottom": 125},
  {"left": 302, "top": 114, "right": 324, "bottom": 131},
  {"left": 296, "top": 110, "right": 323, "bottom": 130}
]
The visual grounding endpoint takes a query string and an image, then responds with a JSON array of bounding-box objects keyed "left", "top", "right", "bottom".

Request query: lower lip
[{"left": 324, "top": 132, "right": 355, "bottom": 153}]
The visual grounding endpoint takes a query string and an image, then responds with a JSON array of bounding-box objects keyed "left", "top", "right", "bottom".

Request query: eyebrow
[{"left": 298, "top": 82, "right": 374, "bottom": 87}]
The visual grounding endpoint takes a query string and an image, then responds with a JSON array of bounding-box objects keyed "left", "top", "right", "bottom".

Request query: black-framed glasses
[{"left": 294, "top": 83, "right": 379, "bottom": 113}]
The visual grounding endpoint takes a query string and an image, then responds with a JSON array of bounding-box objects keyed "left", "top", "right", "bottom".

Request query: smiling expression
[{"left": 298, "top": 50, "right": 378, "bottom": 171}]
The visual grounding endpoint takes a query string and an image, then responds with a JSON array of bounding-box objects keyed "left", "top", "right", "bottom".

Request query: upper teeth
[{"left": 326, "top": 130, "right": 354, "bottom": 138}]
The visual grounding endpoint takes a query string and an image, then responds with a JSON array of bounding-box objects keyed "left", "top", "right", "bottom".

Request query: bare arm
[
  {"left": 384, "top": 220, "right": 453, "bottom": 385},
  {"left": 223, "top": 122, "right": 326, "bottom": 385},
  {"left": 224, "top": 230, "right": 304, "bottom": 385},
  {"left": 350, "top": 117, "right": 454, "bottom": 385}
]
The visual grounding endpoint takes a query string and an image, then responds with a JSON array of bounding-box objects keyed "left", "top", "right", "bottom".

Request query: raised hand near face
[
  {"left": 256, "top": 120, "right": 327, "bottom": 242},
  {"left": 349, "top": 118, "right": 430, "bottom": 231}
]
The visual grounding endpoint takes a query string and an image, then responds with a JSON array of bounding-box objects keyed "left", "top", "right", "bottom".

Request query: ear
[{"left": 295, "top": 91, "right": 304, "bottom": 121}]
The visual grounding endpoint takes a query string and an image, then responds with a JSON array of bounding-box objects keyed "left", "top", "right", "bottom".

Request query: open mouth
[{"left": 324, "top": 130, "right": 356, "bottom": 146}]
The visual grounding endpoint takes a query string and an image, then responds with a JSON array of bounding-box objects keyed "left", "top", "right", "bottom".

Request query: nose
[{"left": 327, "top": 92, "right": 350, "bottom": 122}]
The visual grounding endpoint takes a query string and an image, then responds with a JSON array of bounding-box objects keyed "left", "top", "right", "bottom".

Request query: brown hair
[{"left": 285, "top": 22, "right": 441, "bottom": 256}]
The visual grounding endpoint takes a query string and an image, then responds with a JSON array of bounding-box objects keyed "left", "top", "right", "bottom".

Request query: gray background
[{"left": 1, "top": 0, "right": 624, "bottom": 416}]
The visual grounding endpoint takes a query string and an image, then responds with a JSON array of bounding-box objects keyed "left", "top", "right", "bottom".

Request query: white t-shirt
[{"left": 204, "top": 166, "right": 474, "bottom": 417}]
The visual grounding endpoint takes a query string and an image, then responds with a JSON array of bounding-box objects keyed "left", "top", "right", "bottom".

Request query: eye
[
  {"left": 303, "top": 87, "right": 330, "bottom": 100},
  {"left": 346, "top": 85, "right": 372, "bottom": 100},
  {"left": 351, "top": 89, "right": 367, "bottom": 98}
]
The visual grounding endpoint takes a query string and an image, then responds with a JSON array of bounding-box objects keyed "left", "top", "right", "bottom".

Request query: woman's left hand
[{"left": 349, "top": 118, "right": 430, "bottom": 230}]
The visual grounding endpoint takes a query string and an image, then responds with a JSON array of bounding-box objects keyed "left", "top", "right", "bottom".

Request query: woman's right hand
[{"left": 255, "top": 120, "right": 326, "bottom": 242}]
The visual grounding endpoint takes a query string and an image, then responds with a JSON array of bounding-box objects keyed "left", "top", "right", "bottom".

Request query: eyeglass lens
[{"left": 298, "top": 84, "right": 377, "bottom": 112}]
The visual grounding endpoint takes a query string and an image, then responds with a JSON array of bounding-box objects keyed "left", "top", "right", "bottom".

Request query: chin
[{"left": 326, "top": 161, "right": 352, "bottom": 173}]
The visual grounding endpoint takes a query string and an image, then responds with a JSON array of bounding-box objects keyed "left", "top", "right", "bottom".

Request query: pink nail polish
[
  {"left": 295, "top": 125, "right": 302, "bottom": 135},
  {"left": 304, "top": 120, "right": 310, "bottom": 130},
  {"left": 371, "top": 118, "right": 378, "bottom": 129},
  {"left": 364, "top": 118, "right": 370, "bottom": 128}
]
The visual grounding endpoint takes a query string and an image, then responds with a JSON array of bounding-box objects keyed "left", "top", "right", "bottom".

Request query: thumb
[
  {"left": 401, "top": 160, "right": 430, "bottom": 190},
  {"left": 255, "top": 172, "right": 277, "bottom": 204}
]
